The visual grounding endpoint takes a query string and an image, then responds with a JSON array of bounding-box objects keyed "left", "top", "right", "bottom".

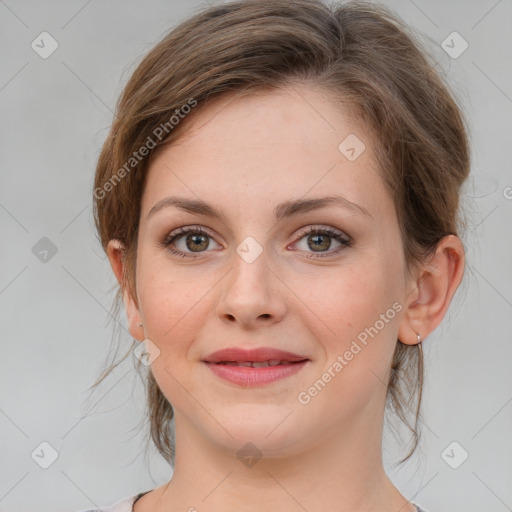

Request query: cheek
[
  {"left": 305, "top": 260, "right": 401, "bottom": 374},
  {"left": 136, "top": 262, "right": 180, "bottom": 341},
  {"left": 136, "top": 259, "right": 216, "bottom": 371},
  {"left": 297, "top": 269, "right": 401, "bottom": 419},
  {"left": 138, "top": 270, "right": 213, "bottom": 407},
  {"left": 301, "top": 261, "right": 397, "bottom": 333}
]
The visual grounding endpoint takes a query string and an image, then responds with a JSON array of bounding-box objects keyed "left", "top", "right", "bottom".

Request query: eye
[
  {"left": 161, "top": 225, "right": 352, "bottom": 259},
  {"left": 291, "top": 226, "right": 352, "bottom": 258},
  {"left": 161, "top": 226, "right": 220, "bottom": 258}
]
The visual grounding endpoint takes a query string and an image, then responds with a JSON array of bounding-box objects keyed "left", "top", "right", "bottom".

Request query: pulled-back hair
[{"left": 91, "top": 0, "right": 470, "bottom": 466}]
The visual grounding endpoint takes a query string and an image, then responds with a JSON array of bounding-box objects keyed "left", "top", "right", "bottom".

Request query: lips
[
  {"left": 203, "top": 347, "right": 309, "bottom": 365},
  {"left": 203, "top": 347, "right": 310, "bottom": 386}
]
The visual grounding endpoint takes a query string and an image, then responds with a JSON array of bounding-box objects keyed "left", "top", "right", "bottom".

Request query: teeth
[
  {"left": 216, "top": 360, "right": 295, "bottom": 367},
  {"left": 251, "top": 361, "right": 269, "bottom": 367}
]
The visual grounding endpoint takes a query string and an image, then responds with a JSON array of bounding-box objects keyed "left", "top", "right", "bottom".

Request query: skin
[{"left": 107, "top": 84, "right": 465, "bottom": 512}]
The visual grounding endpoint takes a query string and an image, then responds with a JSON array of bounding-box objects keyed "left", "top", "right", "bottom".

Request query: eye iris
[
  {"left": 308, "top": 234, "right": 330, "bottom": 251},
  {"left": 186, "top": 233, "right": 209, "bottom": 252}
]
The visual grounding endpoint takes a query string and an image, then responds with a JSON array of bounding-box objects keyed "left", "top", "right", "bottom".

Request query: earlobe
[{"left": 398, "top": 235, "right": 465, "bottom": 345}]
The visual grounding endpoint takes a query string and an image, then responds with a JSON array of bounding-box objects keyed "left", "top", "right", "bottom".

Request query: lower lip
[{"left": 203, "top": 361, "right": 309, "bottom": 386}]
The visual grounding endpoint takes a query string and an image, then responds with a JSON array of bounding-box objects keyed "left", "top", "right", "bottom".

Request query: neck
[{"left": 150, "top": 411, "right": 416, "bottom": 512}]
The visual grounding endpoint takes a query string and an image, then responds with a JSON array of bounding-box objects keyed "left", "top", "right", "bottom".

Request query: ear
[
  {"left": 106, "top": 239, "right": 144, "bottom": 341},
  {"left": 397, "top": 234, "right": 465, "bottom": 345}
]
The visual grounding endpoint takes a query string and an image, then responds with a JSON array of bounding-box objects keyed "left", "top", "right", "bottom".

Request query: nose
[{"left": 216, "top": 247, "right": 287, "bottom": 329}]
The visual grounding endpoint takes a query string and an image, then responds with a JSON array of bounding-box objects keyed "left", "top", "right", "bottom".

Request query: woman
[{"left": 83, "top": 0, "right": 469, "bottom": 510}]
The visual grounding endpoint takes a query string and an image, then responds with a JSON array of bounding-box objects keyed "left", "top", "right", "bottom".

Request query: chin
[{"left": 210, "top": 409, "right": 307, "bottom": 456}]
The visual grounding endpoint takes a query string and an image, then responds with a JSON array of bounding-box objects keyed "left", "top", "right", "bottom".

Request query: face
[{"left": 122, "top": 85, "right": 416, "bottom": 457}]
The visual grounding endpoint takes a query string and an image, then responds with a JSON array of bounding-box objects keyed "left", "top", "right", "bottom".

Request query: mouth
[
  {"left": 211, "top": 359, "right": 308, "bottom": 367},
  {"left": 202, "top": 347, "right": 310, "bottom": 385},
  {"left": 203, "top": 346, "right": 309, "bottom": 364},
  {"left": 203, "top": 357, "right": 310, "bottom": 386}
]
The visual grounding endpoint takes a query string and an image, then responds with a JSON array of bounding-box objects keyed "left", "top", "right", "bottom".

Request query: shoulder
[
  {"left": 78, "top": 494, "right": 428, "bottom": 512},
  {"left": 76, "top": 492, "right": 147, "bottom": 512}
]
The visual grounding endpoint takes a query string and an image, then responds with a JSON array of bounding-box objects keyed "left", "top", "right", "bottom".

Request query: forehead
[{"left": 141, "top": 85, "right": 387, "bottom": 219}]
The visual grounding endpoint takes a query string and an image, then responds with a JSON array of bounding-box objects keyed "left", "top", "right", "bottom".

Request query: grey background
[{"left": 1, "top": 0, "right": 511, "bottom": 511}]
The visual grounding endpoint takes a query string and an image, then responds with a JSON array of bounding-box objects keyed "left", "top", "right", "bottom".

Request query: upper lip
[{"left": 203, "top": 347, "right": 309, "bottom": 363}]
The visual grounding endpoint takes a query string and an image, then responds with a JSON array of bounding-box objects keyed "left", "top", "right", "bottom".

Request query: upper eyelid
[{"left": 295, "top": 225, "right": 349, "bottom": 239}]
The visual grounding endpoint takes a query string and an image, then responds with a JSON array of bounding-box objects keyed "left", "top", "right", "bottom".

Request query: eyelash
[{"left": 161, "top": 225, "right": 352, "bottom": 259}]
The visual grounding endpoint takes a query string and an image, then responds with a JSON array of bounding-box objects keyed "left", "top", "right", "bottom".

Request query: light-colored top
[
  {"left": 77, "top": 491, "right": 430, "bottom": 512},
  {"left": 76, "top": 491, "right": 149, "bottom": 512}
]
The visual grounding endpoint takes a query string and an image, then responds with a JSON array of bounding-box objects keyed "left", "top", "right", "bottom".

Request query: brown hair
[{"left": 90, "top": 0, "right": 470, "bottom": 467}]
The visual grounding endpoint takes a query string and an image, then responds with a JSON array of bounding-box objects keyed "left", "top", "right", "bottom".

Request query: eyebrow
[{"left": 146, "top": 194, "right": 372, "bottom": 222}]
